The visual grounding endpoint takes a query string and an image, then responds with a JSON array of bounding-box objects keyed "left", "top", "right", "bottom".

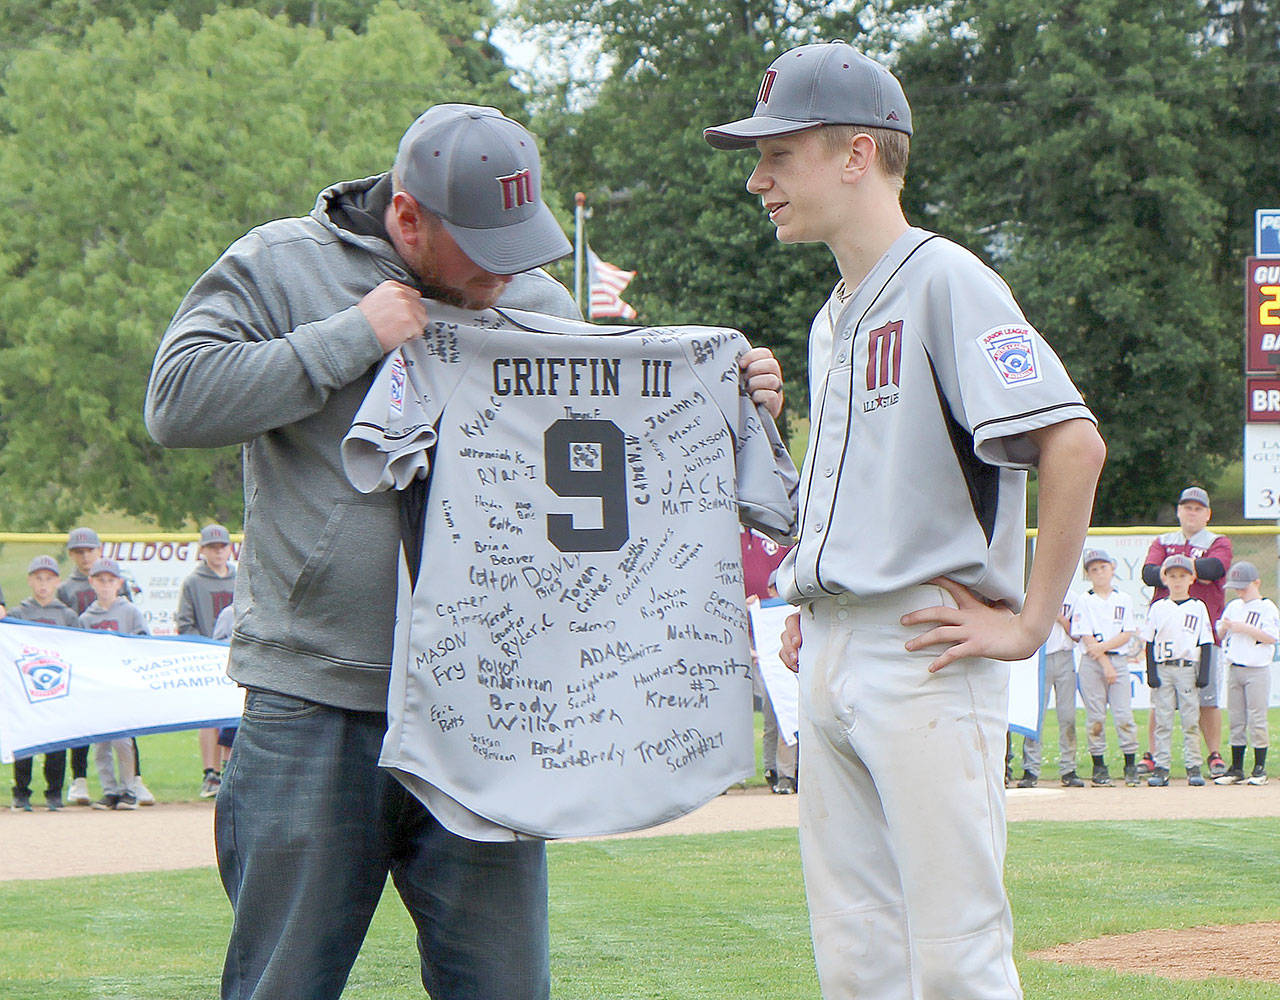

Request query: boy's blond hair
[{"left": 819, "top": 125, "right": 909, "bottom": 191}]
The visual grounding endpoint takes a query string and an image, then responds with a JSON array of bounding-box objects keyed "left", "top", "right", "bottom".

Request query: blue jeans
[{"left": 216, "top": 688, "right": 550, "bottom": 1000}]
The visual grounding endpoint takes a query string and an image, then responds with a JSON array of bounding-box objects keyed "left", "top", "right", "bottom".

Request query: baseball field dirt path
[{"left": 4, "top": 780, "right": 1279, "bottom": 882}]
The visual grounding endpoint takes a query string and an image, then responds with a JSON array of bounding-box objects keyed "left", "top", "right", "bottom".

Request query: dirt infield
[
  {"left": 3, "top": 779, "right": 1279, "bottom": 883},
  {"left": 1032, "top": 923, "right": 1280, "bottom": 983}
]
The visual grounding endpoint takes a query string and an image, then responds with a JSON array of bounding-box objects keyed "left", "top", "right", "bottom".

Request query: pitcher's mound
[{"left": 1030, "top": 922, "right": 1280, "bottom": 982}]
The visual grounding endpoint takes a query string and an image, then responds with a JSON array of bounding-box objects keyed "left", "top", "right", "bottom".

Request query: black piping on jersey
[
  {"left": 808, "top": 232, "right": 941, "bottom": 596},
  {"left": 348, "top": 420, "right": 432, "bottom": 443},
  {"left": 972, "top": 401, "right": 1090, "bottom": 437},
  {"left": 924, "top": 350, "right": 1000, "bottom": 544},
  {"left": 492, "top": 307, "right": 643, "bottom": 337}
]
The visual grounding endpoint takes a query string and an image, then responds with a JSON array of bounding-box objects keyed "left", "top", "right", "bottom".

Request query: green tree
[
  {"left": 519, "top": 2, "right": 877, "bottom": 426},
  {"left": 881, "top": 0, "right": 1244, "bottom": 521},
  {"left": 0, "top": 2, "right": 516, "bottom": 528}
]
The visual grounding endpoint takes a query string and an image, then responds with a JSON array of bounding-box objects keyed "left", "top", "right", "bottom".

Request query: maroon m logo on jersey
[
  {"left": 865, "top": 320, "right": 903, "bottom": 391},
  {"left": 498, "top": 169, "right": 534, "bottom": 210},
  {"left": 757, "top": 69, "right": 777, "bottom": 104}
]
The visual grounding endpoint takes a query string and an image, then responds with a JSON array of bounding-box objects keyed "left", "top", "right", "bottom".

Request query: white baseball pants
[{"left": 797, "top": 586, "right": 1022, "bottom": 1000}]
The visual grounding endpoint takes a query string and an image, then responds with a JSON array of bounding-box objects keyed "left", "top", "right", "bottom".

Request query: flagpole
[{"left": 573, "top": 192, "right": 586, "bottom": 317}]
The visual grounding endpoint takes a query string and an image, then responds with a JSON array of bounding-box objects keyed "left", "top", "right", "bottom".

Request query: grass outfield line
[{"left": 3, "top": 822, "right": 1280, "bottom": 999}]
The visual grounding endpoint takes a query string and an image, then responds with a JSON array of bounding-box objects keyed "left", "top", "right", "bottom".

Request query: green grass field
[{"left": 3, "top": 820, "right": 1280, "bottom": 999}]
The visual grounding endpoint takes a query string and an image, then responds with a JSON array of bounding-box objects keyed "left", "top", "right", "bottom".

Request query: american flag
[{"left": 587, "top": 248, "right": 637, "bottom": 320}]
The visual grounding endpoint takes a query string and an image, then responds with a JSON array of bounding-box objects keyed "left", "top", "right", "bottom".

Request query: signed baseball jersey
[
  {"left": 342, "top": 304, "right": 798, "bottom": 839},
  {"left": 1141, "top": 597, "right": 1212, "bottom": 662},
  {"left": 777, "top": 228, "right": 1095, "bottom": 610}
]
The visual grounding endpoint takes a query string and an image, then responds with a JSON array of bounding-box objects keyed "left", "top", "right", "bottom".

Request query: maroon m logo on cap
[
  {"left": 757, "top": 69, "right": 777, "bottom": 105},
  {"left": 498, "top": 169, "right": 534, "bottom": 210}
]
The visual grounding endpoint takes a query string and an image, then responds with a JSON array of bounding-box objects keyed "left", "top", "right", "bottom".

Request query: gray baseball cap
[
  {"left": 27, "top": 555, "right": 60, "bottom": 575},
  {"left": 1226, "top": 561, "right": 1261, "bottom": 588},
  {"left": 66, "top": 526, "right": 100, "bottom": 550},
  {"left": 394, "top": 104, "right": 571, "bottom": 275},
  {"left": 88, "top": 557, "right": 122, "bottom": 578},
  {"left": 1082, "top": 548, "right": 1115, "bottom": 568},
  {"left": 200, "top": 523, "right": 231, "bottom": 546},
  {"left": 1161, "top": 554, "right": 1196, "bottom": 576},
  {"left": 704, "top": 41, "right": 912, "bottom": 150},
  {"left": 1178, "top": 486, "right": 1210, "bottom": 507}
]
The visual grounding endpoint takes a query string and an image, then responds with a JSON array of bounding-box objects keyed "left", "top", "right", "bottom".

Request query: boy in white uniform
[
  {"left": 705, "top": 41, "right": 1105, "bottom": 1000},
  {"left": 1139, "top": 555, "right": 1212, "bottom": 787},
  {"left": 1071, "top": 549, "right": 1139, "bottom": 786},
  {"left": 1215, "top": 561, "right": 1279, "bottom": 785},
  {"left": 1015, "top": 593, "right": 1084, "bottom": 787}
]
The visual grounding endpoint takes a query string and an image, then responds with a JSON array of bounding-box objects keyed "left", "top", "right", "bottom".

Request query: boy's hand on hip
[{"left": 901, "top": 577, "right": 1041, "bottom": 673}]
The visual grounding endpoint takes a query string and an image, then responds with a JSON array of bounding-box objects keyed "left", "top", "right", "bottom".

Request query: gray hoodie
[
  {"left": 176, "top": 561, "right": 237, "bottom": 637},
  {"left": 145, "top": 174, "right": 579, "bottom": 712}
]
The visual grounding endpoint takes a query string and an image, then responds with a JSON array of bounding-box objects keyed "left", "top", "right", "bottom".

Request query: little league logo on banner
[
  {"left": 0, "top": 619, "right": 243, "bottom": 762},
  {"left": 15, "top": 646, "right": 73, "bottom": 703}
]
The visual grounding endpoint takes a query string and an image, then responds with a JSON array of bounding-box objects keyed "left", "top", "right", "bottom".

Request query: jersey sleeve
[
  {"left": 1138, "top": 605, "right": 1157, "bottom": 643},
  {"left": 1195, "top": 601, "right": 1214, "bottom": 645},
  {"left": 1118, "top": 595, "right": 1135, "bottom": 634},
  {"left": 679, "top": 329, "right": 799, "bottom": 541},
  {"left": 342, "top": 339, "right": 460, "bottom": 493},
  {"left": 920, "top": 247, "right": 1095, "bottom": 469}
]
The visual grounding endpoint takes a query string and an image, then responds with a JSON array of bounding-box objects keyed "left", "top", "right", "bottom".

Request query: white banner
[
  {"left": 0, "top": 619, "right": 242, "bottom": 762},
  {"left": 99, "top": 539, "right": 242, "bottom": 636},
  {"left": 750, "top": 599, "right": 800, "bottom": 746}
]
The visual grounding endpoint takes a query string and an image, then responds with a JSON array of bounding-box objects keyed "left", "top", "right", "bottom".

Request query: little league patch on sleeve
[{"left": 977, "top": 324, "right": 1042, "bottom": 387}]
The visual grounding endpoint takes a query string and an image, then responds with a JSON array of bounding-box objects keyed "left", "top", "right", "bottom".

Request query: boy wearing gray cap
[
  {"left": 706, "top": 40, "right": 1104, "bottom": 1000},
  {"left": 177, "top": 523, "right": 237, "bottom": 798},
  {"left": 1215, "top": 561, "right": 1278, "bottom": 784},
  {"left": 79, "top": 558, "right": 150, "bottom": 809},
  {"left": 8, "top": 555, "right": 79, "bottom": 810},
  {"left": 1071, "top": 549, "right": 1139, "bottom": 785},
  {"left": 1139, "top": 555, "right": 1212, "bottom": 786}
]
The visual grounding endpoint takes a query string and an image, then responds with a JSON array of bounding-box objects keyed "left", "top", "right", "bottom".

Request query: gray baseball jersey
[
  {"left": 1072, "top": 589, "right": 1135, "bottom": 646},
  {"left": 343, "top": 304, "right": 799, "bottom": 839},
  {"left": 79, "top": 598, "right": 149, "bottom": 635},
  {"left": 777, "top": 228, "right": 1094, "bottom": 609},
  {"left": 1221, "top": 597, "right": 1280, "bottom": 666},
  {"left": 10, "top": 597, "right": 80, "bottom": 628},
  {"left": 176, "top": 563, "right": 237, "bottom": 637}
]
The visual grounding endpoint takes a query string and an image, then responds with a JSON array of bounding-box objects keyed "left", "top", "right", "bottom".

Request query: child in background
[
  {"left": 177, "top": 523, "right": 237, "bottom": 798},
  {"left": 79, "top": 558, "right": 150, "bottom": 810},
  {"left": 8, "top": 555, "right": 80, "bottom": 810},
  {"left": 1071, "top": 549, "right": 1139, "bottom": 786},
  {"left": 1215, "top": 561, "right": 1279, "bottom": 786},
  {"left": 56, "top": 527, "right": 153, "bottom": 805},
  {"left": 1140, "top": 555, "right": 1212, "bottom": 787},
  {"left": 1015, "top": 592, "right": 1085, "bottom": 788}
]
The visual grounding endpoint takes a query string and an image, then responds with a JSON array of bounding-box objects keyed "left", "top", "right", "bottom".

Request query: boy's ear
[{"left": 841, "top": 133, "right": 879, "bottom": 181}]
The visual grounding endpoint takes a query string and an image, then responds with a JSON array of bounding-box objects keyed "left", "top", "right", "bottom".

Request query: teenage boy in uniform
[
  {"left": 705, "top": 41, "right": 1105, "bottom": 1000},
  {"left": 8, "top": 555, "right": 80, "bottom": 810},
  {"left": 79, "top": 558, "right": 150, "bottom": 810},
  {"left": 1215, "top": 561, "right": 1279, "bottom": 785},
  {"left": 177, "top": 523, "right": 237, "bottom": 797}
]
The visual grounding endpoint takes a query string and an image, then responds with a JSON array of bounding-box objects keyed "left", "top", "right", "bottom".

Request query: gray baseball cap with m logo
[
  {"left": 395, "top": 104, "right": 571, "bottom": 274},
  {"left": 704, "top": 41, "right": 913, "bottom": 149}
]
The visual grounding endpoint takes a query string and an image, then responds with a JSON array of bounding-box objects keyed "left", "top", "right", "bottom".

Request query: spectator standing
[
  {"left": 1139, "top": 555, "right": 1212, "bottom": 787},
  {"left": 1014, "top": 591, "right": 1085, "bottom": 788},
  {"left": 177, "top": 523, "right": 237, "bottom": 797},
  {"left": 8, "top": 556, "right": 79, "bottom": 810},
  {"left": 1141, "top": 486, "right": 1231, "bottom": 776},
  {"left": 79, "top": 558, "right": 150, "bottom": 810},
  {"left": 1215, "top": 561, "right": 1279, "bottom": 785},
  {"left": 1072, "top": 550, "right": 1139, "bottom": 786}
]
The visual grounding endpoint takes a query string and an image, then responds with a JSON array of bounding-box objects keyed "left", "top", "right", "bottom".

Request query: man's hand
[
  {"left": 740, "top": 347, "right": 785, "bottom": 419},
  {"left": 358, "top": 280, "right": 429, "bottom": 353},
  {"left": 780, "top": 612, "right": 802, "bottom": 673},
  {"left": 901, "top": 577, "right": 1045, "bottom": 673}
]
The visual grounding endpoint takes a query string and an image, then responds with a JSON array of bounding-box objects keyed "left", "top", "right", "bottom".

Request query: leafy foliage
[{"left": 0, "top": 2, "right": 515, "bottom": 528}]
